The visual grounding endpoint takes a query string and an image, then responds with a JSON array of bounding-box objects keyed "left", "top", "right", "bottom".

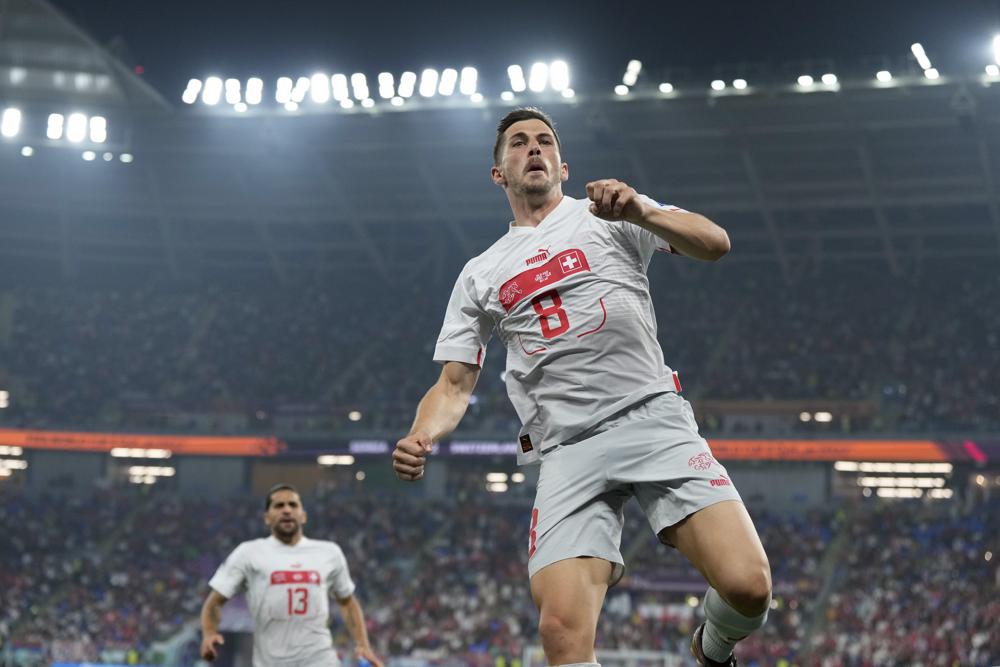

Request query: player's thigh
[{"left": 529, "top": 555, "right": 613, "bottom": 626}]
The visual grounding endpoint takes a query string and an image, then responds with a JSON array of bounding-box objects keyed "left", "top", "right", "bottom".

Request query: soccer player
[
  {"left": 200, "top": 484, "right": 382, "bottom": 667},
  {"left": 392, "top": 108, "right": 771, "bottom": 666}
]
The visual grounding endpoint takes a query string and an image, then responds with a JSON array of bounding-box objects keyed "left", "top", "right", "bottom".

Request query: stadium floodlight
[
  {"left": 470, "top": 92, "right": 484, "bottom": 103},
  {"left": 47, "top": 113, "right": 65, "bottom": 140},
  {"left": 487, "top": 482, "right": 508, "bottom": 493},
  {"left": 66, "top": 113, "right": 87, "bottom": 143},
  {"left": 390, "top": 96, "right": 404, "bottom": 107},
  {"left": 614, "top": 84, "right": 629, "bottom": 96},
  {"left": 501, "top": 90, "right": 515, "bottom": 101},
  {"left": 284, "top": 101, "right": 299, "bottom": 112},
  {"left": 1, "top": 108, "right": 21, "bottom": 138},
  {"left": 549, "top": 60, "right": 570, "bottom": 91},
  {"left": 102, "top": 152, "right": 113, "bottom": 161},
  {"left": 797, "top": 75, "right": 814, "bottom": 87},
  {"left": 623, "top": 71, "right": 638, "bottom": 86},
  {"left": 245, "top": 78, "right": 263, "bottom": 105},
  {"left": 733, "top": 78, "right": 748, "bottom": 90},
  {"left": 924, "top": 67, "right": 940, "bottom": 80},
  {"left": 291, "top": 76, "right": 311, "bottom": 103},
  {"left": 528, "top": 62, "right": 549, "bottom": 92},
  {"left": 75, "top": 73, "right": 93, "bottom": 90},
  {"left": 398, "top": 71, "right": 417, "bottom": 98},
  {"left": 486, "top": 472, "right": 509, "bottom": 483},
  {"left": 511, "top": 472, "right": 526, "bottom": 483},
  {"left": 275, "top": 77, "right": 293, "bottom": 103},
  {"left": 438, "top": 68, "right": 458, "bottom": 96},
  {"left": 119, "top": 153, "right": 134, "bottom": 164},
  {"left": 799, "top": 411, "right": 812, "bottom": 422},
  {"left": 81, "top": 150, "right": 96, "bottom": 161},
  {"left": 378, "top": 72, "right": 395, "bottom": 99},
  {"left": 821, "top": 73, "right": 838, "bottom": 86},
  {"left": 318, "top": 454, "right": 355, "bottom": 465},
  {"left": 361, "top": 98, "right": 374, "bottom": 108},
  {"left": 711, "top": 79, "right": 725, "bottom": 91},
  {"left": 88, "top": 116, "right": 107, "bottom": 143},
  {"left": 20, "top": 146, "right": 33, "bottom": 157},
  {"left": 658, "top": 82, "right": 674, "bottom": 93},
  {"left": 310, "top": 73, "right": 331, "bottom": 103},
  {"left": 0, "top": 445, "right": 20, "bottom": 455},
  {"left": 340, "top": 99, "right": 354, "bottom": 109},
  {"left": 234, "top": 102, "right": 248, "bottom": 112},
  {"left": 626, "top": 59, "right": 642, "bottom": 74},
  {"left": 623, "top": 58, "right": 642, "bottom": 86},
  {"left": 987, "top": 64, "right": 1000, "bottom": 77},
  {"left": 911, "top": 42, "right": 932, "bottom": 70},
  {"left": 419, "top": 68, "right": 439, "bottom": 97},
  {"left": 351, "top": 72, "right": 369, "bottom": 100},
  {"left": 331, "top": 74, "right": 350, "bottom": 101},
  {"left": 507, "top": 64, "right": 526, "bottom": 92},
  {"left": 876, "top": 70, "right": 893, "bottom": 82},
  {"left": 560, "top": 88, "right": 575, "bottom": 99},
  {"left": 814, "top": 411, "right": 833, "bottom": 422},
  {"left": 182, "top": 79, "right": 202, "bottom": 104},
  {"left": 460, "top": 67, "right": 478, "bottom": 95},
  {"left": 202, "top": 76, "right": 223, "bottom": 105},
  {"left": 9, "top": 67, "right": 26, "bottom": 85},
  {"left": 224, "top": 78, "right": 241, "bottom": 104}
]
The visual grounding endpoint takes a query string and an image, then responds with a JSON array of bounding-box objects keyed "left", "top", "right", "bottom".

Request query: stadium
[{"left": 0, "top": 1, "right": 998, "bottom": 666}]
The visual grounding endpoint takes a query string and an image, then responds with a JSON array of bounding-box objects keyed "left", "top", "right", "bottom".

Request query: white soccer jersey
[
  {"left": 434, "top": 194, "right": 685, "bottom": 464},
  {"left": 209, "top": 536, "right": 356, "bottom": 667}
]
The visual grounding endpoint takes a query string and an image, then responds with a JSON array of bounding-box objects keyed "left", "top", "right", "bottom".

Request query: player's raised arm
[
  {"left": 392, "top": 360, "right": 479, "bottom": 481},
  {"left": 199, "top": 589, "right": 229, "bottom": 661},
  {"left": 586, "top": 179, "right": 731, "bottom": 261},
  {"left": 335, "top": 594, "right": 383, "bottom": 667}
]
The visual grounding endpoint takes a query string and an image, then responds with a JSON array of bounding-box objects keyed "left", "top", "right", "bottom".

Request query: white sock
[{"left": 701, "top": 587, "right": 769, "bottom": 662}]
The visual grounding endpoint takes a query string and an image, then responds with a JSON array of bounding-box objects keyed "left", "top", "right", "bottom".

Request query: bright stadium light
[
  {"left": 501, "top": 90, "right": 515, "bottom": 101},
  {"left": 81, "top": 150, "right": 96, "bottom": 161},
  {"left": 284, "top": 101, "right": 299, "bottom": 112},
  {"left": 911, "top": 42, "right": 931, "bottom": 70},
  {"left": 202, "top": 76, "right": 223, "bottom": 105},
  {"left": 340, "top": 99, "right": 354, "bottom": 109},
  {"left": 986, "top": 64, "right": 1000, "bottom": 77},
  {"left": 797, "top": 75, "right": 814, "bottom": 87},
  {"left": 398, "top": 71, "right": 417, "bottom": 98},
  {"left": 182, "top": 79, "right": 202, "bottom": 104},
  {"left": 821, "top": 73, "right": 838, "bottom": 86},
  {"left": 1, "top": 108, "right": 21, "bottom": 138},
  {"left": 245, "top": 77, "right": 263, "bottom": 105},
  {"left": 119, "top": 153, "right": 134, "bottom": 164},
  {"left": 924, "top": 67, "right": 940, "bottom": 80},
  {"left": 234, "top": 102, "right": 247, "bottom": 112},
  {"left": 549, "top": 60, "right": 570, "bottom": 91},
  {"left": 66, "top": 113, "right": 87, "bottom": 143},
  {"left": 419, "top": 68, "right": 439, "bottom": 97},
  {"left": 89, "top": 116, "right": 107, "bottom": 143},
  {"left": 390, "top": 96, "right": 404, "bottom": 106},
  {"left": 224, "top": 78, "right": 241, "bottom": 105},
  {"left": 318, "top": 455, "right": 355, "bottom": 466},
  {"left": 74, "top": 72, "right": 93, "bottom": 90},
  {"left": 351, "top": 72, "right": 369, "bottom": 100},
  {"left": 438, "top": 68, "right": 458, "bottom": 96},
  {"left": 47, "top": 113, "right": 65, "bottom": 140},
  {"left": 9, "top": 67, "right": 26, "bottom": 85},
  {"left": 876, "top": 70, "right": 893, "bottom": 82},
  {"left": 507, "top": 64, "right": 526, "bottom": 92},
  {"left": 310, "top": 73, "right": 331, "bottom": 103},
  {"left": 614, "top": 84, "right": 629, "bottom": 96},
  {"left": 361, "top": 98, "right": 374, "bottom": 108},
  {"left": 20, "top": 146, "right": 33, "bottom": 157},
  {"left": 528, "top": 61, "right": 549, "bottom": 92},
  {"left": 658, "top": 82, "right": 674, "bottom": 93},
  {"left": 460, "top": 67, "right": 478, "bottom": 95},
  {"left": 711, "top": 79, "right": 725, "bottom": 91},
  {"left": 378, "top": 72, "right": 395, "bottom": 99},
  {"left": 733, "top": 78, "right": 748, "bottom": 90},
  {"left": 291, "top": 76, "right": 311, "bottom": 103},
  {"left": 102, "top": 152, "right": 113, "bottom": 161},
  {"left": 275, "top": 77, "right": 293, "bottom": 103},
  {"left": 331, "top": 74, "right": 350, "bottom": 101},
  {"left": 623, "top": 58, "right": 642, "bottom": 86},
  {"left": 560, "top": 88, "right": 574, "bottom": 98},
  {"left": 470, "top": 92, "right": 484, "bottom": 102}
]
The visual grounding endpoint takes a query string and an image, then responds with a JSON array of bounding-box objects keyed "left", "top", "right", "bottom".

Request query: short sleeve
[
  {"left": 432, "top": 265, "right": 493, "bottom": 366},
  {"left": 329, "top": 546, "right": 356, "bottom": 601},
  {"left": 616, "top": 195, "right": 688, "bottom": 266},
  {"left": 208, "top": 543, "right": 251, "bottom": 599}
]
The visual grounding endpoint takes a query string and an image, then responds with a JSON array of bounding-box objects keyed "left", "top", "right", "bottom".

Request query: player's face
[
  {"left": 492, "top": 119, "right": 568, "bottom": 196},
  {"left": 264, "top": 490, "right": 307, "bottom": 538}
]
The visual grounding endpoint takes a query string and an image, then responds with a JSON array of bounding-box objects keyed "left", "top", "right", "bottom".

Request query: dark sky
[{"left": 51, "top": 0, "right": 1000, "bottom": 99}]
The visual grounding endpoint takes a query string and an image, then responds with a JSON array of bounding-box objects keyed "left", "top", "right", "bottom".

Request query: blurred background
[{"left": 0, "top": 1, "right": 998, "bottom": 666}]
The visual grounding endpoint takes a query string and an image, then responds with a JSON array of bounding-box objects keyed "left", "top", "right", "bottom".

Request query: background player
[
  {"left": 393, "top": 107, "right": 771, "bottom": 666},
  {"left": 200, "top": 483, "right": 382, "bottom": 667}
]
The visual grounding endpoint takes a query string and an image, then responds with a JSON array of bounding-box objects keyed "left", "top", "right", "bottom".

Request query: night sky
[{"left": 48, "top": 0, "right": 1000, "bottom": 100}]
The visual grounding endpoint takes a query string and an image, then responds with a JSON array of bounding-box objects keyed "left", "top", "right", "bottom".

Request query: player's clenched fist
[
  {"left": 393, "top": 432, "right": 433, "bottom": 481},
  {"left": 586, "top": 179, "right": 646, "bottom": 224},
  {"left": 201, "top": 633, "right": 224, "bottom": 661}
]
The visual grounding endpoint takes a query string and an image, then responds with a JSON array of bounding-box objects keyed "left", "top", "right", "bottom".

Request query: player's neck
[
  {"left": 508, "top": 191, "right": 563, "bottom": 228},
  {"left": 273, "top": 531, "right": 304, "bottom": 546}
]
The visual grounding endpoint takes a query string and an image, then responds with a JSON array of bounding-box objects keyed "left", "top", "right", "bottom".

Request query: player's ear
[
  {"left": 262, "top": 511, "right": 272, "bottom": 527},
  {"left": 300, "top": 510, "right": 308, "bottom": 526},
  {"left": 491, "top": 164, "right": 506, "bottom": 187},
  {"left": 560, "top": 162, "right": 569, "bottom": 183}
]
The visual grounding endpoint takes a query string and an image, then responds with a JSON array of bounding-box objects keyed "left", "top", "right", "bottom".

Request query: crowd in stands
[
  {"left": 0, "top": 267, "right": 997, "bottom": 435},
  {"left": 2, "top": 481, "right": 996, "bottom": 667}
]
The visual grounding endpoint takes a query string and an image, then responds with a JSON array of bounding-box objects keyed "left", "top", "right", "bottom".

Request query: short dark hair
[
  {"left": 264, "top": 483, "right": 300, "bottom": 510},
  {"left": 493, "top": 107, "right": 561, "bottom": 165}
]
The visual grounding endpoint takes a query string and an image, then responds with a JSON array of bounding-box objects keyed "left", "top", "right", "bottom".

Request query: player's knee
[
  {"left": 719, "top": 563, "right": 772, "bottom": 616},
  {"left": 538, "top": 611, "right": 586, "bottom": 650}
]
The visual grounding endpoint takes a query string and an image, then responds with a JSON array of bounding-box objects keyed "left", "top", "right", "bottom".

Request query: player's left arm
[
  {"left": 586, "top": 179, "right": 731, "bottom": 261},
  {"left": 335, "top": 594, "right": 382, "bottom": 667}
]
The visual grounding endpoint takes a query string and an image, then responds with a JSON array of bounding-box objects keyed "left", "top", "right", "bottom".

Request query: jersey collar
[{"left": 508, "top": 195, "right": 573, "bottom": 233}]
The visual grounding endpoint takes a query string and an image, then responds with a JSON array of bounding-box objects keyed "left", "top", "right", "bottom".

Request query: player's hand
[
  {"left": 393, "top": 432, "right": 433, "bottom": 481},
  {"left": 200, "top": 633, "right": 224, "bottom": 661},
  {"left": 586, "top": 179, "right": 647, "bottom": 224},
  {"left": 355, "top": 645, "right": 384, "bottom": 667}
]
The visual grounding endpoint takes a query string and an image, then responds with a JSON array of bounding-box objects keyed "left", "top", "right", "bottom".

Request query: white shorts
[{"left": 526, "top": 391, "right": 743, "bottom": 586}]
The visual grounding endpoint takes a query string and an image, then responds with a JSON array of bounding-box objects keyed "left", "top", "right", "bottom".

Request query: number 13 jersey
[{"left": 434, "top": 195, "right": 685, "bottom": 464}]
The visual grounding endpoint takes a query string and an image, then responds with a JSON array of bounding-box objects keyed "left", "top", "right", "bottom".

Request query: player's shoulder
[
  {"left": 304, "top": 537, "right": 348, "bottom": 558},
  {"left": 233, "top": 537, "right": 271, "bottom": 553}
]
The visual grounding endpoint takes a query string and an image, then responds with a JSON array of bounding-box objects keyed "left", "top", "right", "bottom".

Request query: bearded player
[
  {"left": 200, "top": 484, "right": 382, "bottom": 667},
  {"left": 392, "top": 108, "right": 771, "bottom": 666}
]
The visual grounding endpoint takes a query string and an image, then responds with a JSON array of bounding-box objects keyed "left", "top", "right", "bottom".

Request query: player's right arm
[
  {"left": 199, "top": 589, "right": 229, "bottom": 661},
  {"left": 392, "top": 360, "right": 479, "bottom": 481}
]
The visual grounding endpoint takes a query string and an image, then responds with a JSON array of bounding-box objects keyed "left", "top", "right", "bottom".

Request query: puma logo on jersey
[{"left": 525, "top": 247, "right": 551, "bottom": 266}]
